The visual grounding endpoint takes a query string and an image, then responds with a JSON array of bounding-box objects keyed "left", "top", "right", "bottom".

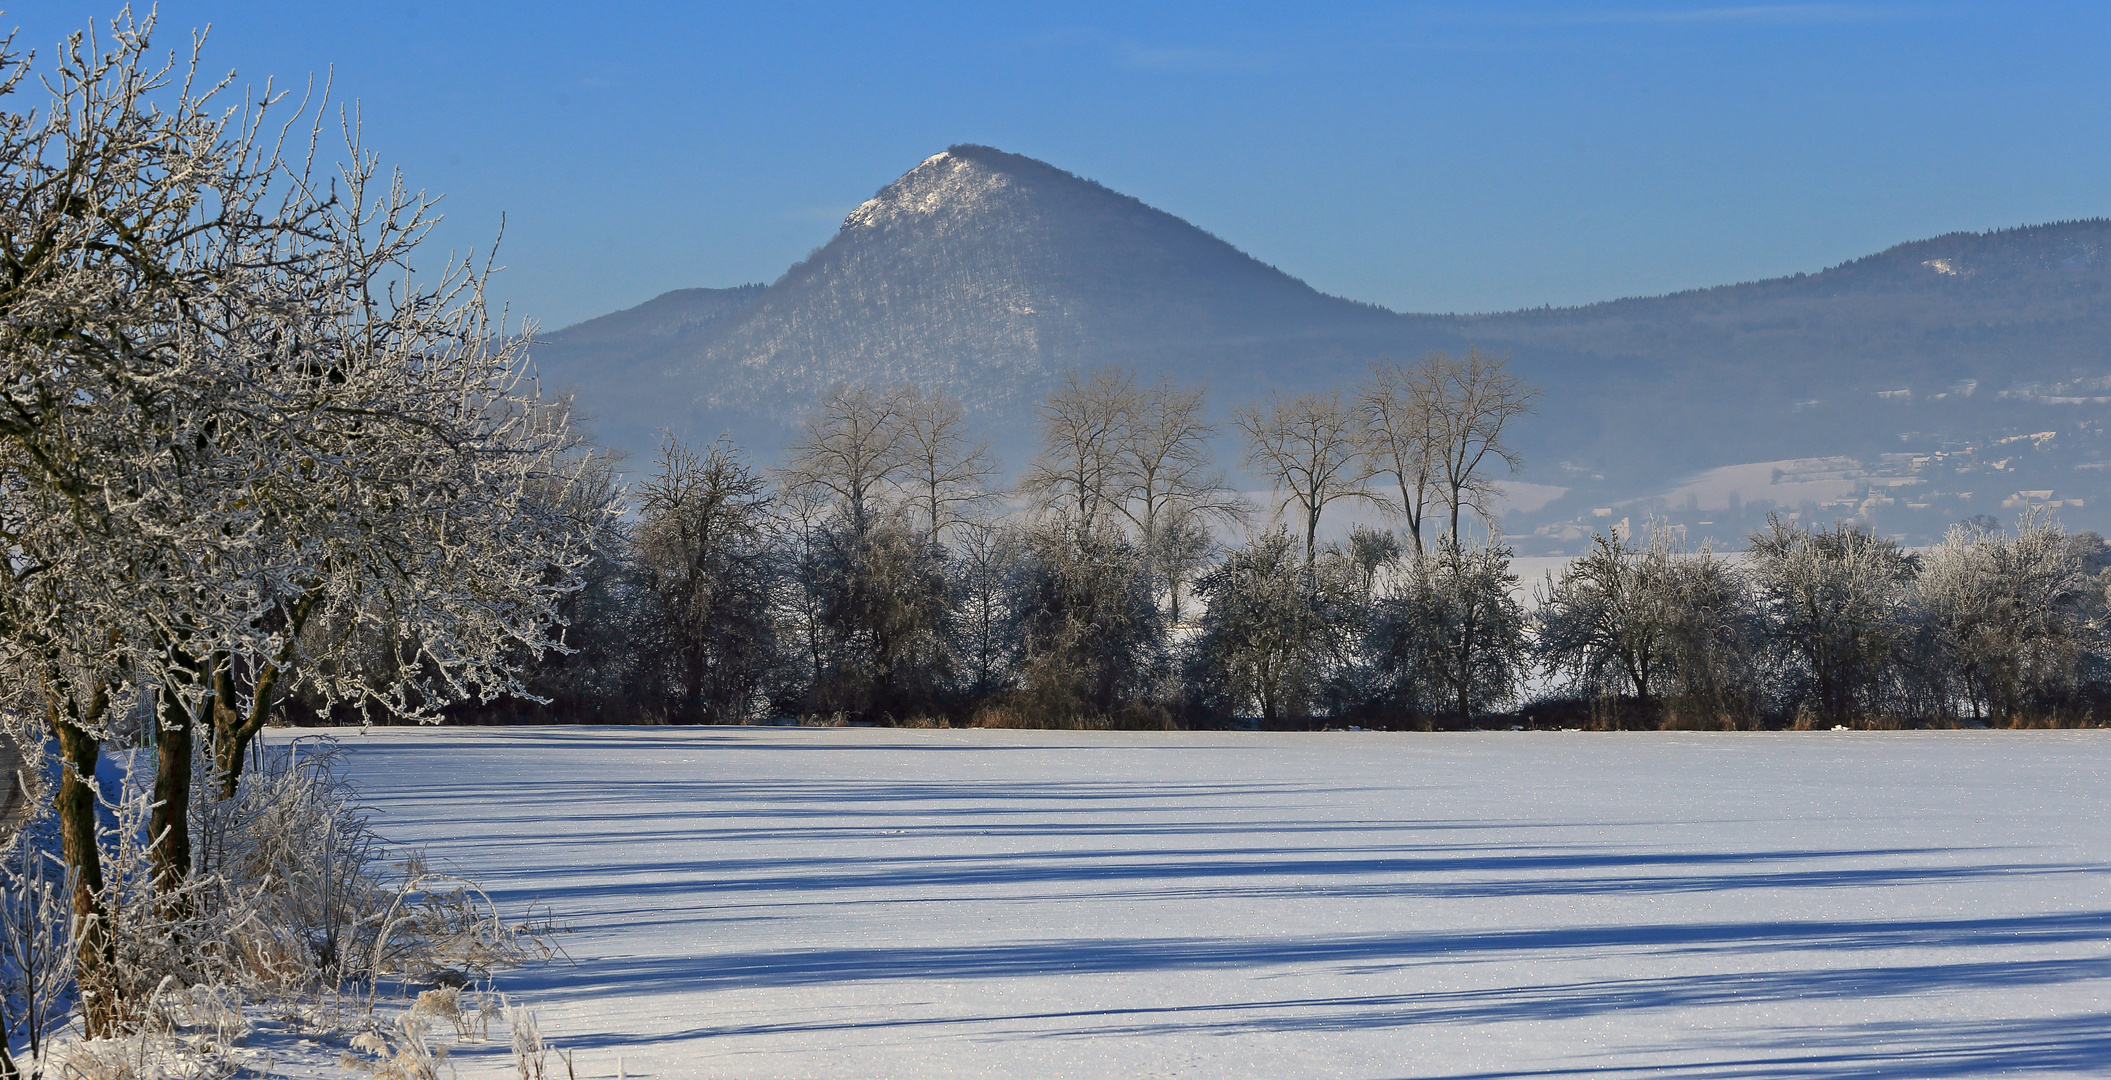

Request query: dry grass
[{"left": 968, "top": 701, "right": 1180, "bottom": 730}]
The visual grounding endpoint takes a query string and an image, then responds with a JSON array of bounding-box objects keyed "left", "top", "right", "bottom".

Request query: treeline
[
  {"left": 1531, "top": 517, "right": 2111, "bottom": 728},
  {"left": 435, "top": 352, "right": 2111, "bottom": 730},
  {"left": 426, "top": 351, "right": 1519, "bottom": 728}
]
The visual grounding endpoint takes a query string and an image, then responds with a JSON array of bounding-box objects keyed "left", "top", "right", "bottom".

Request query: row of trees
[
  {"left": 479, "top": 347, "right": 1541, "bottom": 729},
  {"left": 1535, "top": 515, "right": 2111, "bottom": 728},
  {"left": 494, "top": 363, "right": 2111, "bottom": 733}
]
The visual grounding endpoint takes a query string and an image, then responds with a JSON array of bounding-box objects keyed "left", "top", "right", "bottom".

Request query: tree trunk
[
  {"left": 210, "top": 692, "right": 246, "bottom": 800},
  {"left": 150, "top": 685, "right": 194, "bottom": 896},
  {"left": 53, "top": 715, "right": 113, "bottom": 1037},
  {"left": 215, "top": 591, "right": 323, "bottom": 799},
  {"left": 1400, "top": 480, "right": 1425, "bottom": 557}
]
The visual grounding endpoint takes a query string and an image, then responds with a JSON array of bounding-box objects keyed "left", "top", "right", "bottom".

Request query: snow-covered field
[{"left": 316, "top": 726, "right": 2111, "bottom": 1078}]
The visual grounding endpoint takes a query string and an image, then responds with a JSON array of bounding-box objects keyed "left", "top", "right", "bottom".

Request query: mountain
[
  {"left": 1466, "top": 220, "right": 2111, "bottom": 460},
  {"left": 528, "top": 146, "right": 2111, "bottom": 550},
  {"left": 530, "top": 284, "right": 766, "bottom": 452},
  {"left": 530, "top": 146, "right": 1454, "bottom": 458}
]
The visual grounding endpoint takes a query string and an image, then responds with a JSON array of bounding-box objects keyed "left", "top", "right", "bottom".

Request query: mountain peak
[
  {"left": 838, "top": 144, "right": 1173, "bottom": 238},
  {"left": 840, "top": 147, "right": 1017, "bottom": 232}
]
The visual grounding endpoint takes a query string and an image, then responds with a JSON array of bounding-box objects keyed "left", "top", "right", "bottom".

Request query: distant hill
[{"left": 528, "top": 146, "right": 2111, "bottom": 549}]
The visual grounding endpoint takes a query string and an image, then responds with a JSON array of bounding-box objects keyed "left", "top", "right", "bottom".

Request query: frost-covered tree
[
  {"left": 1916, "top": 514, "right": 2106, "bottom": 724},
  {"left": 806, "top": 516, "right": 954, "bottom": 721},
  {"left": 952, "top": 521, "right": 1021, "bottom": 699},
  {"left": 1188, "top": 528, "right": 1356, "bottom": 725},
  {"left": 1746, "top": 515, "right": 1915, "bottom": 725},
  {"left": 1369, "top": 538, "right": 1527, "bottom": 727},
  {"left": 1534, "top": 529, "right": 1758, "bottom": 726},
  {"left": 1005, "top": 517, "right": 1164, "bottom": 722},
  {"left": 1653, "top": 543, "right": 1761, "bottom": 727},
  {"left": 1341, "top": 524, "right": 1403, "bottom": 603},
  {"left": 1150, "top": 503, "right": 1219, "bottom": 626},
  {"left": 0, "top": 17, "right": 264, "bottom": 962},
  {"left": 0, "top": 16, "right": 609, "bottom": 1020},
  {"left": 494, "top": 446, "right": 657, "bottom": 723},
  {"left": 1534, "top": 532, "right": 1676, "bottom": 705}
]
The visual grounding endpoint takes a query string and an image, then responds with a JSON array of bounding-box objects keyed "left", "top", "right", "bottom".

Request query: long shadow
[
  {"left": 494, "top": 910, "right": 2111, "bottom": 997},
  {"left": 377, "top": 819, "right": 1575, "bottom": 854},
  {"left": 458, "top": 843, "right": 2080, "bottom": 910},
  {"left": 362, "top": 774, "right": 1345, "bottom": 805},
  {"left": 523, "top": 963, "right": 2111, "bottom": 1079},
  {"left": 348, "top": 769, "right": 2093, "bottom": 910},
  {"left": 1406, "top": 1011, "right": 2111, "bottom": 1078}
]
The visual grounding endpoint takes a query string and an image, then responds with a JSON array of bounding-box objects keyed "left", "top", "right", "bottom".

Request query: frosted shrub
[
  {"left": 53, "top": 746, "right": 363, "bottom": 1026},
  {"left": 0, "top": 831, "right": 75, "bottom": 1074},
  {"left": 82, "top": 764, "right": 245, "bottom": 1032},
  {"left": 187, "top": 739, "right": 551, "bottom": 997},
  {"left": 342, "top": 1012, "right": 446, "bottom": 1080},
  {"left": 408, "top": 985, "right": 466, "bottom": 1037},
  {"left": 508, "top": 1004, "right": 551, "bottom": 1080},
  {"left": 5, "top": 738, "right": 554, "bottom": 1073},
  {"left": 189, "top": 739, "right": 389, "bottom": 992}
]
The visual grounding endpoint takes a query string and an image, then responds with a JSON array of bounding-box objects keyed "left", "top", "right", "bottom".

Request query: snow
[
  {"left": 1650, "top": 457, "right": 1869, "bottom": 515},
  {"left": 314, "top": 725, "right": 2111, "bottom": 1078}
]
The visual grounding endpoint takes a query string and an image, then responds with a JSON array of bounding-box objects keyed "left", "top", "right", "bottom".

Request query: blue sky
[{"left": 13, "top": 3, "right": 2109, "bottom": 329}]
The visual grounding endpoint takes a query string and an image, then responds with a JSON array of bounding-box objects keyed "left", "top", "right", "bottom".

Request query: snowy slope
[{"left": 317, "top": 726, "right": 2111, "bottom": 1078}]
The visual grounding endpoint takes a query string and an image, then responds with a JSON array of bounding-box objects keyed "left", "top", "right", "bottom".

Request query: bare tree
[
  {"left": 1356, "top": 356, "right": 1443, "bottom": 555},
  {"left": 1021, "top": 367, "right": 1139, "bottom": 528},
  {"left": 780, "top": 384, "right": 908, "bottom": 534},
  {"left": 1114, "top": 378, "right": 1238, "bottom": 538},
  {"left": 898, "top": 386, "right": 998, "bottom": 543},
  {"left": 1109, "top": 376, "right": 1245, "bottom": 617},
  {"left": 1151, "top": 503, "right": 1219, "bottom": 625},
  {"left": 638, "top": 436, "right": 777, "bottom": 723},
  {"left": 1430, "top": 348, "right": 1538, "bottom": 543},
  {"left": 1236, "top": 391, "right": 1375, "bottom": 566}
]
